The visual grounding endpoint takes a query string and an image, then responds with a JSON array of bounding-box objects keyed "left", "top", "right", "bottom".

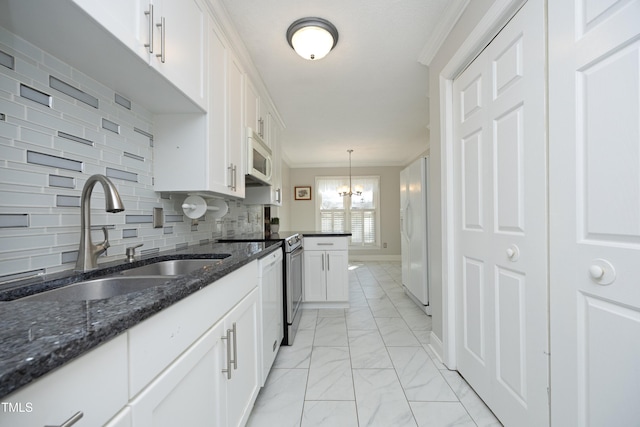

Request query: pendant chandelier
[{"left": 338, "top": 149, "right": 362, "bottom": 197}]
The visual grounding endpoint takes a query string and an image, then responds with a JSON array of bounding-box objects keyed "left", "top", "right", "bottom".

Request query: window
[{"left": 315, "top": 176, "right": 380, "bottom": 248}]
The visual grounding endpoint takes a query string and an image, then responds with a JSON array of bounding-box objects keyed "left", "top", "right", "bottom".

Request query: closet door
[
  {"left": 453, "top": 1, "right": 548, "bottom": 425},
  {"left": 549, "top": 0, "right": 640, "bottom": 425}
]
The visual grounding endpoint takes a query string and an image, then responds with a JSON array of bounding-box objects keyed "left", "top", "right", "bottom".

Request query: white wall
[
  {"left": 0, "top": 27, "right": 261, "bottom": 278},
  {"left": 289, "top": 165, "right": 402, "bottom": 260},
  {"left": 427, "top": 0, "right": 498, "bottom": 341}
]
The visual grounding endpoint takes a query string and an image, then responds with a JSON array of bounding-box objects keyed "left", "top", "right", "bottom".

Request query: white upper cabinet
[
  {"left": 246, "top": 80, "right": 261, "bottom": 140},
  {"left": 149, "top": 0, "right": 207, "bottom": 109},
  {"left": 71, "top": 0, "right": 149, "bottom": 58},
  {"left": 70, "top": 0, "right": 206, "bottom": 110},
  {"left": 244, "top": 114, "right": 283, "bottom": 206},
  {"left": 153, "top": 17, "right": 244, "bottom": 198},
  {"left": 245, "top": 79, "right": 272, "bottom": 147}
]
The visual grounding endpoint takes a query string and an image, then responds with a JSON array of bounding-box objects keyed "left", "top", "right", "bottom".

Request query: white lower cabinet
[
  {"left": 223, "top": 288, "right": 261, "bottom": 427},
  {"left": 0, "top": 334, "right": 128, "bottom": 427},
  {"left": 130, "top": 321, "right": 225, "bottom": 427},
  {"left": 0, "top": 261, "right": 262, "bottom": 427},
  {"left": 303, "top": 237, "right": 349, "bottom": 304},
  {"left": 128, "top": 284, "right": 259, "bottom": 427}
]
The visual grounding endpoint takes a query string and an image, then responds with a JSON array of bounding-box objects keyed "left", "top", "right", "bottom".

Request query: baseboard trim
[
  {"left": 349, "top": 254, "right": 402, "bottom": 262},
  {"left": 428, "top": 331, "right": 445, "bottom": 365}
]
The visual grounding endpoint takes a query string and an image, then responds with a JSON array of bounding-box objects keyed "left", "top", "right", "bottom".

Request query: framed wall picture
[{"left": 295, "top": 186, "right": 312, "bottom": 200}]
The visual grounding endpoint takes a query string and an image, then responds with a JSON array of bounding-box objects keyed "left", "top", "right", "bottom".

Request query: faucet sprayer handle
[{"left": 101, "top": 226, "right": 110, "bottom": 249}]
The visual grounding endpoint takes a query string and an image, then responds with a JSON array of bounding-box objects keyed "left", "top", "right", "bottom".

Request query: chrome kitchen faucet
[{"left": 75, "top": 174, "right": 125, "bottom": 271}]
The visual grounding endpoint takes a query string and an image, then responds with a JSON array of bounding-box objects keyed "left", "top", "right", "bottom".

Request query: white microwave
[{"left": 246, "top": 127, "right": 272, "bottom": 186}]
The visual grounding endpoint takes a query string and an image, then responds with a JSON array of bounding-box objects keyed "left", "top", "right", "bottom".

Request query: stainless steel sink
[
  {"left": 20, "top": 276, "right": 173, "bottom": 301},
  {"left": 118, "top": 258, "right": 229, "bottom": 276}
]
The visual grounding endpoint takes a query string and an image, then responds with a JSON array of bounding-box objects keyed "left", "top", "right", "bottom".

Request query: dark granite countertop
[
  {"left": 0, "top": 240, "right": 282, "bottom": 399},
  {"left": 217, "top": 231, "right": 352, "bottom": 242}
]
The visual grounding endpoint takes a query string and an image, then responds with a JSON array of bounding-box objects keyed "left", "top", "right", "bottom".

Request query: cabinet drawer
[
  {"left": 0, "top": 334, "right": 128, "bottom": 427},
  {"left": 128, "top": 261, "right": 258, "bottom": 397},
  {"left": 304, "top": 237, "right": 348, "bottom": 251}
]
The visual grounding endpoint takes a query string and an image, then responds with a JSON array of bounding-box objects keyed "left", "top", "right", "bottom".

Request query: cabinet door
[
  {"left": 326, "top": 250, "right": 349, "bottom": 301},
  {"left": 152, "top": 0, "right": 206, "bottom": 109},
  {"left": 304, "top": 251, "right": 327, "bottom": 301},
  {"left": 270, "top": 115, "right": 282, "bottom": 205},
  {"left": 228, "top": 51, "right": 246, "bottom": 197},
  {"left": 130, "top": 321, "right": 225, "bottom": 427},
  {"left": 0, "top": 335, "right": 128, "bottom": 427},
  {"left": 207, "top": 19, "right": 232, "bottom": 195},
  {"left": 245, "top": 80, "right": 260, "bottom": 135},
  {"left": 71, "top": 0, "right": 149, "bottom": 60},
  {"left": 225, "top": 288, "right": 260, "bottom": 427}
]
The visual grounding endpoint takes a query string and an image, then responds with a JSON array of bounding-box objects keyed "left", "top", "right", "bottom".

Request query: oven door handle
[{"left": 289, "top": 246, "right": 304, "bottom": 257}]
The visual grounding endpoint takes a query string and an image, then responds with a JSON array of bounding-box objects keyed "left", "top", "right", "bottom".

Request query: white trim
[
  {"left": 419, "top": 0, "right": 471, "bottom": 66},
  {"left": 438, "top": 0, "right": 527, "bottom": 371},
  {"left": 428, "top": 331, "right": 445, "bottom": 364},
  {"left": 349, "top": 255, "right": 402, "bottom": 262},
  {"left": 302, "top": 301, "right": 349, "bottom": 309}
]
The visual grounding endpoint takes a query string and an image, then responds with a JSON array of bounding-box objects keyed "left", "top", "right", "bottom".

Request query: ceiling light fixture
[
  {"left": 286, "top": 17, "right": 339, "bottom": 61},
  {"left": 338, "top": 149, "right": 362, "bottom": 197}
]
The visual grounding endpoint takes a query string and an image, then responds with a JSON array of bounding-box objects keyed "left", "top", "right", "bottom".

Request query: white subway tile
[
  {"left": 0, "top": 168, "right": 47, "bottom": 186},
  {"left": 0, "top": 73, "right": 19, "bottom": 94},
  {"left": 30, "top": 253, "right": 62, "bottom": 270},
  {"left": 22, "top": 127, "right": 55, "bottom": 147},
  {"left": 0, "top": 258, "right": 31, "bottom": 276},
  {"left": 0, "top": 190, "right": 54, "bottom": 207},
  {"left": 29, "top": 214, "right": 61, "bottom": 227},
  {"left": 0, "top": 233, "right": 55, "bottom": 252}
]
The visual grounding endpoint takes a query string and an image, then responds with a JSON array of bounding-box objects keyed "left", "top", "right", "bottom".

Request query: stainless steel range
[{"left": 283, "top": 234, "right": 303, "bottom": 345}]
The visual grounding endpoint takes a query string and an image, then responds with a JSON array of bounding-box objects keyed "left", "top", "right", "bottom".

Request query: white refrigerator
[{"left": 400, "top": 157, "right": 431, "bottom": 315}]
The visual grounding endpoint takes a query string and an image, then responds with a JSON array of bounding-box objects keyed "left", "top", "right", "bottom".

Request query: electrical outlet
[{"left": 383, "top": 242, "right": 387, "bottom": 248}]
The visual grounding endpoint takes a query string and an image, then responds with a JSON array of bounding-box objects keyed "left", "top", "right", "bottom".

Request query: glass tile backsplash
[{"left": 0, "top": 29, "right": 262, "bottom": 277}]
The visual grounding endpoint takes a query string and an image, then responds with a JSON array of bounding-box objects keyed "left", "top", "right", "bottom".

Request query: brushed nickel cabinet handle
[
  {"left": 221, "top": 328, "right": 232, "bottom": 379},
  {"left": 144, "top": 4, "right": 153, "bottom": 53},
  {"left": 156, "top": 17, "right": 166, "bottom": 63},
  {"left": 232, "top": 164, "right": 237, "bottom": 191},
  {"left": 231, "top": 322, "right": 238, "bottom": 370},
  {"left": 45, "top": 411, "right": 83, "bottom": 427}
]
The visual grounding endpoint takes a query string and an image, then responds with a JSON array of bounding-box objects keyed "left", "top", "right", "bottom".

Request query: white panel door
[
  {"left": 453, "top": 1, "right": 549, "bottom": 425},
  {"left": 549, "top": 0, "right": 640, "bottom": 425}
]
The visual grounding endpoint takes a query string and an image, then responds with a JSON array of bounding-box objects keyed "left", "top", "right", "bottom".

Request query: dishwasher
[{"left": 257, "top": 248, "right": 284, "bottom": 385}]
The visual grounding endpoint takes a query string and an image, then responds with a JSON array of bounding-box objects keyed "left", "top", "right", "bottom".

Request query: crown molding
[{"left": 418, "top": 0, "right": 470, "bottom": 67}]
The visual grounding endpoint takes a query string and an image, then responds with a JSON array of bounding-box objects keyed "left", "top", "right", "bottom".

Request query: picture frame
[{"left": 294, "top": 186, "right": 312, "bottom": 200}]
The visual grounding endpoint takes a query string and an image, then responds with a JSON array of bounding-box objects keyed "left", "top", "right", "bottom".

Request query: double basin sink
[{"left": 20, "top": 257, "right": 230, "bottom": 302}]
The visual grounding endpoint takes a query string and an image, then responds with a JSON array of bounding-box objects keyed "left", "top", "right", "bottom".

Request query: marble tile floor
[{"left": 247, "top": 261, "right": 502, "bottom": 427}]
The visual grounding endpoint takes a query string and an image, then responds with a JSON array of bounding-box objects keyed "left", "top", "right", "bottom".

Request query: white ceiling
[{"left": 220, "top": 0, "right": 455, "bottom": 168}]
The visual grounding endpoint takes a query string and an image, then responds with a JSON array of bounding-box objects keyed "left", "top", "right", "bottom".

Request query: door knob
[
  {"left": 506, "top": 244, "right": 520, "bottom": 261},
  {"left": 588, "top": 265, "right": 604, "bottom": 279},
  {"left": 588, "top": 259, "right": 616, "bottom": 285}
]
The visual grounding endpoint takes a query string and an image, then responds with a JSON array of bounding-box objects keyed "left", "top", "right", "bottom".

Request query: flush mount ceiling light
[{"left": 286, "top": 17, "right": 339, "bottom": 60}]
